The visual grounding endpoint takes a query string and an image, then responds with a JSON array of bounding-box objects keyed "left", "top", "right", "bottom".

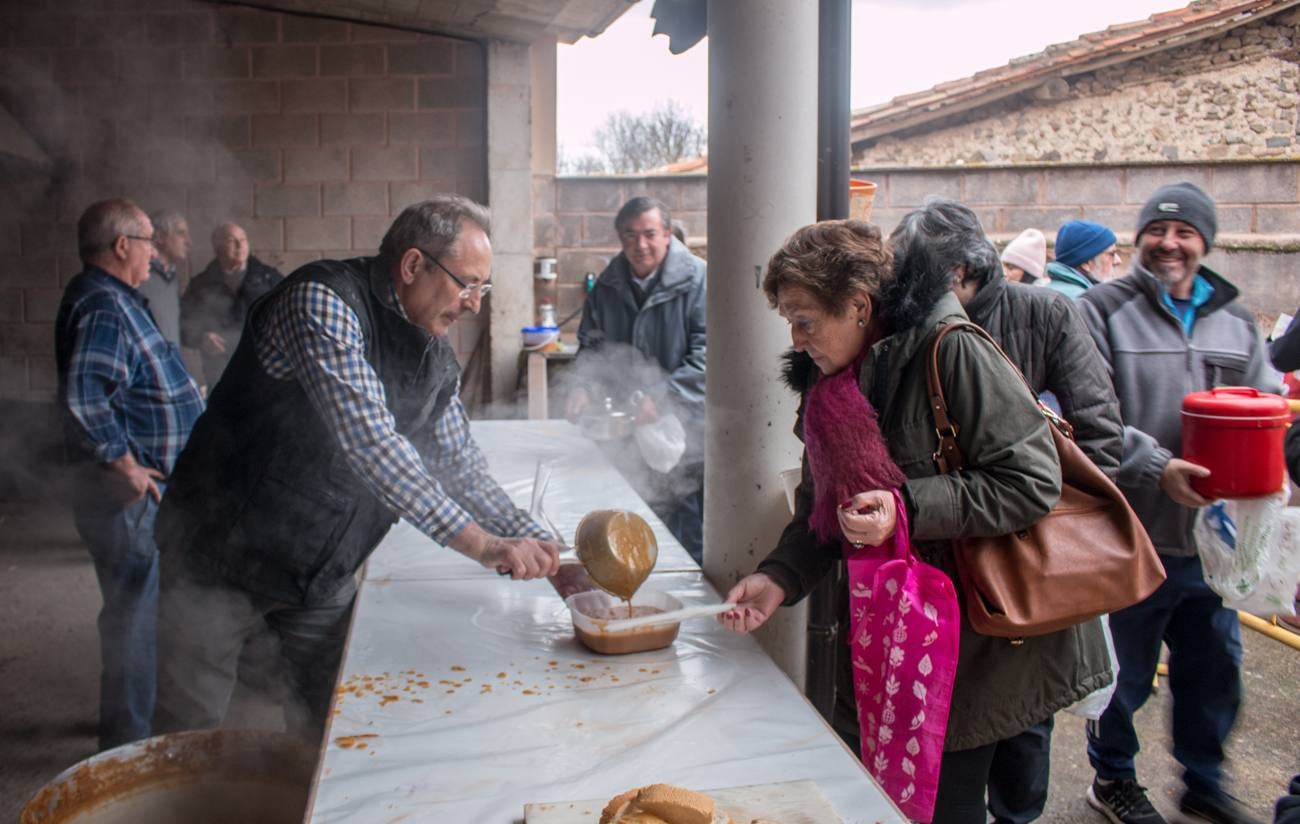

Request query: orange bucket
[{"left": 849, "top": 179, "right": 877, "bottom": 222}]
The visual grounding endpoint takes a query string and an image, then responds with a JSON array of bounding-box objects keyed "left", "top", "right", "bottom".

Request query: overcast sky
[{"left": 557, "top": 0, "right": 1185, "bottom": 159}]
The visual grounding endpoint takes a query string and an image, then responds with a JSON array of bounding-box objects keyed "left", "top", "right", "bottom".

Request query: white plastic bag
[
  {"left": 1065, "top": 614, "right": 1119, "bottom": 720},
  {"left": 1193, "top": 488, "right": 1300, "bottom": 617},
  {"left": 635, "top": 413, "right": 686, "bottom": 474}
]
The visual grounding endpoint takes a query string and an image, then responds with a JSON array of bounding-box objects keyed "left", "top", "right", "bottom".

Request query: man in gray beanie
[{"left": 1076, "top": 181, "right": 1276, "bottom": 824}]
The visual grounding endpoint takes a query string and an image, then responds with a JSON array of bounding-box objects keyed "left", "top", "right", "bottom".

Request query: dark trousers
[
  {"left": 1087, "top": 554, "right": 1242, "bottom": 799},
  {"left": 988, "top": 717, "right": 1053, "bottom": 823},
  {"left": 927, "top": 719, "right": 1053, "bottom": 824},
  {"left": 1277, "top": 775, "right": 1300, "bottom": 824},
  {"left": 835, "top": 685, "right": 1051, "bottom": 823},
  {"left": 74, "top": 492, "right": 163, "bottom": 751},
  {"left": 154, "top": 550, "right": 355, "bottom": 743}
]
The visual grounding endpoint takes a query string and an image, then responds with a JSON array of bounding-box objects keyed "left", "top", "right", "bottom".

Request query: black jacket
[
  {"left": 963, "top": 269, "right": 1124, "bottom": 477},
  {"left": 157, "top": 257, "right": 460, "bottom": 605},
  {"left": 181, "top": 255, "right": 284, "bottom": 385}
]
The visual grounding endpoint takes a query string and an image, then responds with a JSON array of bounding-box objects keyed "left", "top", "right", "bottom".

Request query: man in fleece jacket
[{"left": 1077, "top": 181, "right": 1277, "bottom": 824}]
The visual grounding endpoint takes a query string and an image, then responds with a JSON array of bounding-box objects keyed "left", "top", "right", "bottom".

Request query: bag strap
[{"left": 926, "top": 320, "right": 1075, "bottom": 475}]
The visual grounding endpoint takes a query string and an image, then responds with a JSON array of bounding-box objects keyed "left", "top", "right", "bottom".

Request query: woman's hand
[
  {"left": 837, "top": 489, "right": 897, "bottom": 548},
  {"left": 719, "top": 573, "right": 785, "bottom": 633}
]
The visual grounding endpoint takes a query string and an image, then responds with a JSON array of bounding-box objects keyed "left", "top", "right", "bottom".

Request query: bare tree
[
  {"left": 561, "top": 102, "right": 705, "bottom": 175},
  {"left": 558, "top": 145, "right": 608, "bottom": 175}
]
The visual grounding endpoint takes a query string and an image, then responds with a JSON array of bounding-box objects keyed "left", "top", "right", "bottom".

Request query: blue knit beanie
[{"left": 1054, "top": 220, "right": 1117, "bottom": 268}]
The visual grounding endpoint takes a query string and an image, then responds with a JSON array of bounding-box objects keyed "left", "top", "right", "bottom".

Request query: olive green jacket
[{"left": 760, "top": 293, "right": 1113, "bottom": 751}]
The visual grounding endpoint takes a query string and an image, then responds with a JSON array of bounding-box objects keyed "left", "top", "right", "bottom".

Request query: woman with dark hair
[
  {"left": 910, "top": 199, "right": 1120, "bottom": 822},
  {"left": 720, "top": 219, "right": 1064, "bottom": 822}
]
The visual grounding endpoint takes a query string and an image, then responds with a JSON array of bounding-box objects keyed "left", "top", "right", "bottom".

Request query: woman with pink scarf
[{"left": 720, "top": 220, "right": 1062, "bottom": 823}]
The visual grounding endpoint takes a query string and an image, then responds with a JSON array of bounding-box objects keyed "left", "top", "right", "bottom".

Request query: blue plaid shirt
[
  {"left": 55, "top": 268, "right": 205, "bottom": 473},
  {"left": 253, "top": 276, "right": 548, "bottom": 545}
]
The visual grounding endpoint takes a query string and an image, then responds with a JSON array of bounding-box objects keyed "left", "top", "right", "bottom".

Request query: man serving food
[{"left": 153, "top": 195, "right": 563, "bottom": 740}]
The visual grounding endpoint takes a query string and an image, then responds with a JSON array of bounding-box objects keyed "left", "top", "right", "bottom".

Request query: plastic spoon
[{"left": 593, "top": 601, "right": 736, "bottom": 634}]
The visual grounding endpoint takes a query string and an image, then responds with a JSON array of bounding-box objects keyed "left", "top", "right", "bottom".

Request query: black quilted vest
[{"left": 156, "top": 257, "right": 460, "bottom": 605}]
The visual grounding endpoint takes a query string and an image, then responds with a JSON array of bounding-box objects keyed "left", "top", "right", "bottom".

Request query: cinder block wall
[
  {"left": 532, "top": 174, "right": 706, "bottom": 331},
  {"left": 0, "top": 0, "right": 487, "bottom": 403},
  {"left": 538, "top": 162, "right": 1300, "bottom": 327}
]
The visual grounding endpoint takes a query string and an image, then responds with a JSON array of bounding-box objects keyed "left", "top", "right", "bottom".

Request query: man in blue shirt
[
  {"left": 1078, "top": 183, "right": 1274, "bottom": 824},
  {"left": 55, "top": 198, "right": 205, "bottom": 750}
]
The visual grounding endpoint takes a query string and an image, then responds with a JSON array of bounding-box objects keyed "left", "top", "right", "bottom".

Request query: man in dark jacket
[
  {"left": 1079, "top": 182, "right": 1276, "bottom": 824},
  {"left": 154, "top": 196, "right": 563, "bottom": 741},
  {"left": 180, "top": 221, "right": 284, "bottom": 388},
  {"left": 564, "top": 197, "right": 707, "bottom": 562},
  {"left": 928, "top": 199, "right": 1123, "bottom": 824}
]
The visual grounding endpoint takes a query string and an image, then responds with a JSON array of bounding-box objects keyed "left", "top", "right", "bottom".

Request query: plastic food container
[
  {"left": 1181, "top": 387, "right": 1291, "bottom": 499},
  {"left": 521, "top": 325, "right": 560, "bottom": 350},
  {"left": 565, "top": 589, "right": 683, "bottom": 655}
]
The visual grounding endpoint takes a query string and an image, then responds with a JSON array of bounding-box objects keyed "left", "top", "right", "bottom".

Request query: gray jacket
[
  {"left": 1078, "top": 262, "right": 1279, "bottom": 556},
  {"left": 575, "top": 236, "right": 707, "bottom": 415},
  {"left": 964, "top": 269, "right": 1123, "bottom": 477}
]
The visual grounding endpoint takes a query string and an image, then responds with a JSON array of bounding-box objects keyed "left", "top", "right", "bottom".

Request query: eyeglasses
[
  {"left": 124, "top": 235, "right": 155, "bottom": 245},
  {"left": 416, "top": 248, "right": 492, "bottom": 300}
]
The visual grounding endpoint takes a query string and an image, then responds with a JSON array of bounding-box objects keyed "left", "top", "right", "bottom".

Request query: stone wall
[
  {"left": 856, "top": 7, "right": 1300, "bottom": 167},
  {"left": 532, "top": 174, "right": 706, "bottom": 331},
  {"left": 0, "top": 0, "right": 487, "bottom": 402}
]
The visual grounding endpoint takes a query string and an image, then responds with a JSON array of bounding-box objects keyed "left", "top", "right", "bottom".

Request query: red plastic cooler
[{"left": 1181, "top": 387, "right": 1291, "bottom": 499}]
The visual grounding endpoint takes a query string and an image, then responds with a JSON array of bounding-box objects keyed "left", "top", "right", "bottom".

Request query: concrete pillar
[
  {"left": 703, "top": 0, "right": 819, "bottom": 687},
  {"left": 485, "top": 39, "right": 534, "bottom": 415},
  {"left": 530, "top": 34, "right": 557, "bottom": 177}
]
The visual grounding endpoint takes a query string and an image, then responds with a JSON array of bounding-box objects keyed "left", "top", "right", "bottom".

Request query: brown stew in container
[{"left": 572, "top": 605, "right": 680, "bottom": 655}]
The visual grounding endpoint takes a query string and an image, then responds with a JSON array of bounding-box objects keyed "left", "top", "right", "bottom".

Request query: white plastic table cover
[
  {"left": 307, "top": 420, "right": 904, "bottom": 824},
  {"left": 307, "top": 571, "right": 904, "bottom": 823},
  {"left": 363, "top": 420, "right": 699, "bottom": 581}
]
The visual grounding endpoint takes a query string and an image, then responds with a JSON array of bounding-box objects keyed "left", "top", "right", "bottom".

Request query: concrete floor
[{"left": 1, "top": 499, "right": 1296, "bottom": 823}]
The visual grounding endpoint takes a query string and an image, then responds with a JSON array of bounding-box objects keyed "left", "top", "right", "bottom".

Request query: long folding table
[{"left": 305, "top": 420, "right": 904, "bottom": 823}]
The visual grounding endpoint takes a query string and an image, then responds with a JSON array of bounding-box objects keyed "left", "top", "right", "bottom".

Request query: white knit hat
[{"left": 1000, "top": 228, "right": 1047, "bottom": 280}]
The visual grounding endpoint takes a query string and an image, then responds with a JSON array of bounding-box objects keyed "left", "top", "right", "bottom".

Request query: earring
[{"left": 857, "top": 318, "right": 865, "bottom": 328}]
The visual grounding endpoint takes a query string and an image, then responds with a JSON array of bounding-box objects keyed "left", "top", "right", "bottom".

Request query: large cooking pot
[
  {"left": 21, "top": 729, "right": 315, "bottom": 824},
  {"left": 1181, "top": 387, "right": 1291, "bottom": 499}
]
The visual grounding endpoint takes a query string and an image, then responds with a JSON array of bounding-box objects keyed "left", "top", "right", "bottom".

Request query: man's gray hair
[
  {"left": 380, "top": 195, "right": 492, "bottom": 262},
  {"left": 78, "top": 198, "right": 145, "bottom": 264},
  {"left": 210, "top": 222, "right": 243, "bottom": 249},
  {"left": 150, "top": 208, "right": 186, "bottom": 238},
  {"left": 615, "top": 196, "right": 672, "bottom": 234}
]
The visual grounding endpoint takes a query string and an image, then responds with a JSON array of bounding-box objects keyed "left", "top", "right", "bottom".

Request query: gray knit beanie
[{"left": 1136, "top": 181, "right": 1217, "bottom": 251}]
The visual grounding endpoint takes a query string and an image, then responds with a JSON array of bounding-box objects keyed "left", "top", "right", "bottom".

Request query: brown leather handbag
[{"left": 926, "top": 322, "right": 1165, "bottom": 640}]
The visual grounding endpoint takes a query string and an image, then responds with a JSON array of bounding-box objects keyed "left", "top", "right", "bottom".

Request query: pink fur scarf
[{"left": 802, "top": 353, "right": 907, "bottom": 544}]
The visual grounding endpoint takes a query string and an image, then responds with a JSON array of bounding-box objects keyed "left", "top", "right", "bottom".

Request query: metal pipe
[
  {"left": 1239, "top": 611, "right": 1300, "bottom": 651},
  {"left": 804, "top": 0, "right": 853, "bottom": 723},
  {"left": 816, "top": 0, "right": 851, "bottom": 222}
]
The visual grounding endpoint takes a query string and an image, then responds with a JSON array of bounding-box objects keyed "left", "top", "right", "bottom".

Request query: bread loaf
[{"left": 598, "top": 784, "right": 731, "bottom": 824}]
